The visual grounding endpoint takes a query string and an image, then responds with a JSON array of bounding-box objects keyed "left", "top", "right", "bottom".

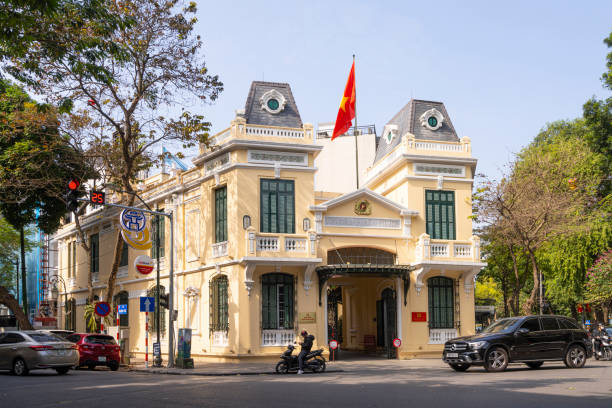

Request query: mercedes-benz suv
[{"left": 443, "top": 315, "right": 591, "bottom": 372}]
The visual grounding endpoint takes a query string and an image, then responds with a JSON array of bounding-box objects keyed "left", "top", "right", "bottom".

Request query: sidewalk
[{"left": 128, "top": 359, "right": 344, "bottom": 376}]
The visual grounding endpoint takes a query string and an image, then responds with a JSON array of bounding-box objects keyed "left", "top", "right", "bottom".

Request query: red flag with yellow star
[{"left": 332, "top": 60, "right": 356, "bottom": 140}]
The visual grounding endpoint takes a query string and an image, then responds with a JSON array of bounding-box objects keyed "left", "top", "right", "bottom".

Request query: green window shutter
[
  {"left": 120, "top": 242, "right": 129, "bottom": 267},
  {"left": 159, "top": 213, "right": 165, "bottom": 258},
  {"left": 215, "top": 187, "right": 227, "bottom": 242},
  {"left": 261, "top": 278, "right": 278, "bottom": 329},
  {"left": 260, "top": 180, "right": 295, "bottom": 234},
  {"left": 428, "top": 277, "right": 454, "bottom": 329},
  {"left": 425, "top": 190, "right": 455, "bottom": 240},
  {"left": 90, "top": 234, "right": 99, "bottom": 273}
]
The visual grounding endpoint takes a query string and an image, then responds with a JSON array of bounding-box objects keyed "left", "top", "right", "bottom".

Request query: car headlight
[{"left": 468, "top": 341, "right": 488, "bottom": 350}]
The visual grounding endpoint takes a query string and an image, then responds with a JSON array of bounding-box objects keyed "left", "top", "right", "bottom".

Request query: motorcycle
[
  {"left": 275, "top": 344, "right": 326, "bottom": 374},
  {"left": 593, "top": 334, "right": 612, "bottom": 361}
]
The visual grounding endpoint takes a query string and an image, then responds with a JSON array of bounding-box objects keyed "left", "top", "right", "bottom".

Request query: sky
[{"left": 191, "top": 0, "right": 612, "bottom": 180}]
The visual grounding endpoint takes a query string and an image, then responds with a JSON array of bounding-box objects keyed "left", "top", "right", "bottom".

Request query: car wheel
[
  {"left": 109, "top": 362, "right": 119, "bottom": 371},
  {"left": 12, "top": 358, "right": 29, "bottom": 376},
  {"left": 315, "top": 358, "right": 326, "bottom": 372},
  {"left": 565, "top": 345, "right": 586, "bottom": 368},
  {"left": 449, "top": 363, "right": 470, "bottom": 372},
  {"left": 55, "top": 367, "right": 70, "bottom": 375},
  {"left": 525, "top": 362, "right": 543, "bottom": 369},
  {"left": 485, "top": 348, "right": 508, "bottom": 372},
  {"left": 275, "top": 361, "right": 289, "bottom": 374}
]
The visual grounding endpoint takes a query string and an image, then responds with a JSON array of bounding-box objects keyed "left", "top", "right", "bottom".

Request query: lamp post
[
  {"left": 49, "top": 275, "right": 67, "bottom": 328},
  {"left": 106, "top": 184, "right": 163, "bottom": 367}
]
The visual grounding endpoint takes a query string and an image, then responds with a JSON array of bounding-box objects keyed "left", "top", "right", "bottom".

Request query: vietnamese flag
[{"left": 331, "top": 60, "right": 356, "bottom": 140}]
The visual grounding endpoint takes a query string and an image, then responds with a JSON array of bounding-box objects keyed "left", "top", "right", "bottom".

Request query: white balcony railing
[
  {"left": 212, "top": 331, "right": 228, "bottom": 347},
  {"left": 212, "top": 241, "right": 228, "bottom": 258},
  {"left": 430, "top": 243, "right": 449, "bottom": 257},
  {"left": 256, "top": 236, "right": 280, "bottom": 252},
  {"left": 453, "top": 244, "right": 472, "bottom": 258},
  {"left": 429, "top": 329, "right": 457, "bottom": 344},
  {"left": 285, "top": 237, "right": 307, "bottom": 252},
  {"left": 262, "top": 329, "right": 295, "bottom": 346},
  {"left": 415, "top": 234, "right": 481, "bottom": 263},
  {"left": 246, "top": 126, "right": 304, "bottom": 139}
]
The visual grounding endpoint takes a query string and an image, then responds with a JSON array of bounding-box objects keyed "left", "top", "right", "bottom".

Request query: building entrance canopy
[{"left": 316, "top": 264, "right": 413, "bottom": 306}]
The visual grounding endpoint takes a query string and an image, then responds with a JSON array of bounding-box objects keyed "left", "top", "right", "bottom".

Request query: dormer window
[
  {"left": 260, "top": 89, "right": 286, "bottom": 114},
  {"left": 420, "top": 108, "right": 444, "bottom": 131}
]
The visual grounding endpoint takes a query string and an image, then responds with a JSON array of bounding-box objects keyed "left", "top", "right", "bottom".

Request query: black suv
[{"left": 443, "top": 315, "right": 592, "bottom": 372}]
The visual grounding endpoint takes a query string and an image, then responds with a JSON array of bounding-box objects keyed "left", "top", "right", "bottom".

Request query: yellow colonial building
[{"left": 51, "top": 81, "right": 485, "bottom": 362}]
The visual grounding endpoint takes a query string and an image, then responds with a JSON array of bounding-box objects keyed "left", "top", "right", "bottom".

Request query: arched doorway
[{"left": 377, "top": 288, "right": 397, "bottom": 359}]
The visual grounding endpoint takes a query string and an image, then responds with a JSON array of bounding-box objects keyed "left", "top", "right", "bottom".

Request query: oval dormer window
[{"left": 428, "top": 116, "right": 438, "bottom": 128}]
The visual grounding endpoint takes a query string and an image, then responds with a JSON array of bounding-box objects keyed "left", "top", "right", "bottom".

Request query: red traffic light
[{"left": 68, "top": 179, "right": 80, "bottom": 190}]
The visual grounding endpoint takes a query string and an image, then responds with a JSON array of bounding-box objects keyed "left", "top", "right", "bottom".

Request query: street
[{"left": 1, "top": 359, "right": 611, "bottom": 408}]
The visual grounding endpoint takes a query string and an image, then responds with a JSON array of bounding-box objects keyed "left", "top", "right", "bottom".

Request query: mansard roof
[
  {"left": 373, "top": 99, "right": 460, "bottom": 163},
  {"left": 243, "top": 81, "right": 303, "bottom": 128}
]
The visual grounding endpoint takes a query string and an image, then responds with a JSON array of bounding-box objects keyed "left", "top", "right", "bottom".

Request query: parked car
[
  {"left": 47, "top": 330, "right": 75, "bottom": 340},
  {"left": 0, "top": 331, "right": 79, "bottom": 376},
  {"left": 66, "top": 333, "right": 120, "bottom": 371},
  {"left": 443, "top": 315, "right": 592, "bottom": 372}
]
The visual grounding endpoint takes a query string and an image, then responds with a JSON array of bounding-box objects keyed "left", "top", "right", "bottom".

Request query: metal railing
[{"left": 316, "top": 124, "right": 376, "bottom": 139}]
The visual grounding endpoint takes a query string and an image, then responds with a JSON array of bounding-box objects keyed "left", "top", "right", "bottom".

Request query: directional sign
[
  {"left": 585, "top": 320, "right": 591, "bottom": 326},
  {"left": 94, "top": 301, "right": 111, "bottom": 317},
  {"left": 153, "top": 342, "right": 161, "bottom": 357},
  {"left": 329, "top": 340, "right": 339, "bottom": 350},
  {"left": 393, "top": 338, "right": 402, "bottom": 348},
  {"left": 140, "top": 296, "right": 155, "bottom": 313},
  {"left": 118, "top": 304, "right": 128, "bottom": 315}
]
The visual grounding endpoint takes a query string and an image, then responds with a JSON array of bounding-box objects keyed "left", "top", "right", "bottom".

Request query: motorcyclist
[
  {"left": 592, "top": 323, "right": 606, "bottom": 356},
  {"left": 297, "top": 329, "right": 314, "bottom": 375}
]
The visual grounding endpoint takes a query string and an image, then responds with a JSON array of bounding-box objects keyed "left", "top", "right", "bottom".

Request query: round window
[
  {"left": 267, "top": 98, "right": 280, "bottom": 111},
  {"left": 428, "top": 116, "right": 438, "bottom": 128}
]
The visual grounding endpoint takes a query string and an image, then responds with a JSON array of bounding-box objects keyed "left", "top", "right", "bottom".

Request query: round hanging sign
[
  {"left": 134, "top": 254, "right": 154, "bottom": 275},
  {"left": 329, "top": 340, "right": 339, "bottom": 350},
  {"left": 94, "top": 301, "right": 111, "bottom": 317},
  {"left": 393, "top": 338, "right": 402, "bottom": 348}
]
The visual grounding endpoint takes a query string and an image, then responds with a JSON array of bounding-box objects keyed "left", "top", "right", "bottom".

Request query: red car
[{"left": 66, "top": 333, "right": 120, "bottom": 371}]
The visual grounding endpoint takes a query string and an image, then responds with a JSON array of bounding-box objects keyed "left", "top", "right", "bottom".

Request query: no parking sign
[{"left": 393, "top": 338, "right": 402, "bottom": 348}]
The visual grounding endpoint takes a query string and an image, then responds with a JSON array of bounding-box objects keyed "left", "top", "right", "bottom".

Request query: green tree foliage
[
  {"left": 6, "top": 0, "right": 223, "bottom": 303},
  {"left": 0, "top": 216, "right": 35, "bottom": 292},
  {"left": 585, "top": 250, "right": 612, "bottom": 308}
]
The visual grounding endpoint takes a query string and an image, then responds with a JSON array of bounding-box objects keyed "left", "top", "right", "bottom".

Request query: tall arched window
[
  {"left": 428, "top": 277, "right": 454, "bottom": 329},
  {"left": 65, "top": 298, "right": 76, "bottom": 331},
  {"left": 261, "top": 273, "right": 294, "bottom": 330},
  {"left": 147, "top": 285, "right": 166, "bottom": 334},
  {"left": 210, "top": 275, "right": 229, "bottom": 332},
  {"left": 113, "top": 291, "right": 129, "bottom": 327}
]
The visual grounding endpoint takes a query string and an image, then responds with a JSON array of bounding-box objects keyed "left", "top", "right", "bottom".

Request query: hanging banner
[{"left": 120, "top": 209, "right": 152, "bottom": 250}]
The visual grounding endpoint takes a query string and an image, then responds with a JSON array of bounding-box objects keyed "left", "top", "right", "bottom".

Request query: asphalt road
[{"left": 1, "top": 359, "right": 611, "bottom": 408}]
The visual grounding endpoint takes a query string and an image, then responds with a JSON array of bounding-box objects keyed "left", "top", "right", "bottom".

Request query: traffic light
[
  {"left": 159, "top": 293, "right": 169, "bottom": 309},
  {"left": 65, "top": 179, "right": 81, "bottom": 212}
]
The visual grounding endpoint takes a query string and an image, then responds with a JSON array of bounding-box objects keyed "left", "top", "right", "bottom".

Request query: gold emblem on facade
[{"left": 354, "top": 199, "right": 371, "bottom": 215}]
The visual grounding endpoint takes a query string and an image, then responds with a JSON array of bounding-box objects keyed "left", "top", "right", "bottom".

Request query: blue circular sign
[
  {"left": 120, "top": 209, "right": 147, "bottom": 232},
  {"left": 95, "top": 301, "right": 111, "bottom": 317}
]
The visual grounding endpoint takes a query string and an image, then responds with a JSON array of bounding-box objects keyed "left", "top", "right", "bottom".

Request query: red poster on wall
[{"left": 412, "top": 312, "right": 427, "bottom": 322}]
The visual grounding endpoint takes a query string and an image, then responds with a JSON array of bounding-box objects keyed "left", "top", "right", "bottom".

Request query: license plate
[
  {"left": 446, "top": 353, "right": 459, "bottom": 358},
  {"left": 98, "top": 356, "right": 106, "bottom": 362}
]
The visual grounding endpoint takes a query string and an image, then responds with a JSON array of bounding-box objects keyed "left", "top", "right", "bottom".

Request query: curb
[{"left": 129, "top": 368, "right": 344, "bottom": 376}]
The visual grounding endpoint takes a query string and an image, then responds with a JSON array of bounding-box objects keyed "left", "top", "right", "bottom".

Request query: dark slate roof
[
  {"left": 244, "top": 81, "right": 303, "bottom": 128},
  {"left": 373, "top": 99, "right": 459, "bottom": 163}
]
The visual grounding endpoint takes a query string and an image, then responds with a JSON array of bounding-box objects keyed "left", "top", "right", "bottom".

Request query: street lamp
[
  {"left": 106, "top": 183, "right": 163, "bottom": 367},
  {"left": 49, "top": 275, "right": 67, "bottom": 329}
]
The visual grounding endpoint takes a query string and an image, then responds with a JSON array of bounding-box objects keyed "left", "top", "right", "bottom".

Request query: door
[
  {"left": 513, "top": 317, "right": 542, "bottom": 360},
  {"left": 377, "top": 288, "right": 397, "bottom": 359},
  {"left": 540, "top": 317, "right": 564, "bottom": 358}
]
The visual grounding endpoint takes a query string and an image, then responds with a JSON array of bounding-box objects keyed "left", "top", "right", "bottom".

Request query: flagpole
[{"left": 353, "top": 54, "right": 359, "bottom": 189}]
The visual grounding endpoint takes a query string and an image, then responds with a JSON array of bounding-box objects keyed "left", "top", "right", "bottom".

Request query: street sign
[
  {"left": 140, "top": 296, "right": 155, "bottom": 313},
  {"left": 329, "top": 340, "right": 339, "bottom": 350},
  {"left": 153, "top": 342, "right": 161, "bottom": 357},
  {"left": 120, "top": 209, "right": 147, "bottom": 232},
  {"left": 118, "top": 304, "right": 128, "bottom": 315},
  {"left": 585, "top": 320, "right": 591, "bottom": 325},
  {"left": 135, "top": 255, "right": 154, "bottom": 275},
  {"left": 94, "top": 301, "right": 111, "bottom": 317},
  {"left": 393, "top": 338, "right": 402, "bottom": 348}
]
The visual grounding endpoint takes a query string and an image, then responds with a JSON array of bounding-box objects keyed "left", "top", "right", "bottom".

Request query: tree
[
  {"left": 585, "top": 250, "right": 612, "bottom": 310},
  {"left": 0, "top": 79, "right": 94, "bottom": 317},
  {"left": 6, "top": 0, "right": 223, "bottom": 304}
]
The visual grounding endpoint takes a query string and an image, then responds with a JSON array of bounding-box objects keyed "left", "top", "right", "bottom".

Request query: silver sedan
[{"left": 0, "top": 331, "right": 79, "bottom": 375}]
